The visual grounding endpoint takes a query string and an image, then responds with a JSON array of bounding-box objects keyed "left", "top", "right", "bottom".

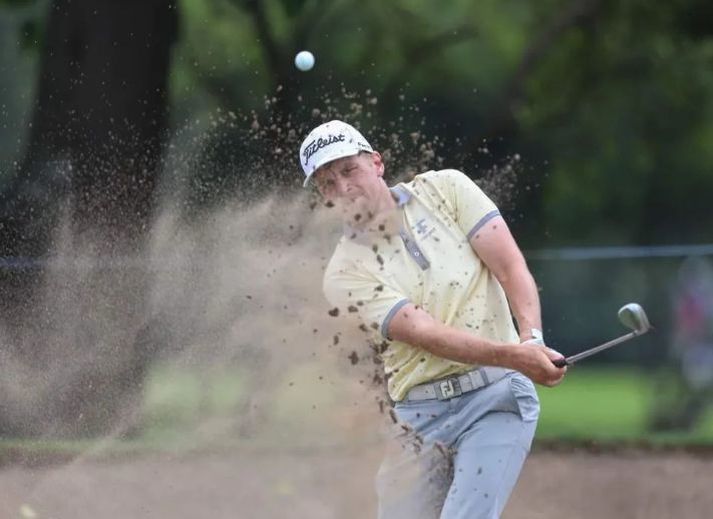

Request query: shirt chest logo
[{"left": 413, "top": 218, "right": 436, "bottom": 240}]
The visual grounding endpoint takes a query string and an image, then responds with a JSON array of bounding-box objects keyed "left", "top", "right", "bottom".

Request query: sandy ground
[{"left": 1, "top": 446, "right": 712, "bottom": 519}]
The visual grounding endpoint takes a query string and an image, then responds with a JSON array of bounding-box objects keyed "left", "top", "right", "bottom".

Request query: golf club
[{"left": 552, "top": 303, "right": 652, "bottom": 367}]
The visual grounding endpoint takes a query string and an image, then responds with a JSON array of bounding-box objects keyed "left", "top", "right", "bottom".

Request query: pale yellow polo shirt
[{"left": 323, "top": 169, "right": 519, "bottom": 401}]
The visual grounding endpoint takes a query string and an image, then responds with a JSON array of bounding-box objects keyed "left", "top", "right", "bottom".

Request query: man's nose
[{"left": 333, "top": 176, "right": 352, "bottom": 197}]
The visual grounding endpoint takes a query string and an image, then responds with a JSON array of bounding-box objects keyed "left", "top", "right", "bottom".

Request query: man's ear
[{"left": 371, "top": 152, "right": 385, "bottom": 177}]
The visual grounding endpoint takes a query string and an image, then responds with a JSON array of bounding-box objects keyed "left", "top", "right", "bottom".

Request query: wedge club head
[
  {"left": 617, "top": 303, "right": 651, "bottom": 334},
  {"left": 552, "top": 303, "right": 652, "bottom": 367}
]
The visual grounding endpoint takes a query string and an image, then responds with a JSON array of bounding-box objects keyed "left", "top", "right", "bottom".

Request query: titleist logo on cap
[{"left": 302, "top": 134, "right": 346, "bottom": 165}]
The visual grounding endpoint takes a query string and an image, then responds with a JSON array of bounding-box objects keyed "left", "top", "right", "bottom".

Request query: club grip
[{"left": 552, "top": 358, "right": 568, "bottom": 368}]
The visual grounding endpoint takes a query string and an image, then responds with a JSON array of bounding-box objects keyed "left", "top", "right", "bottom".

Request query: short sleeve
[
  {"left": 323, "top": 261, "right": 409, "bottom": 340},
  {"left": 422, "top": 169, "right": 500, "bottom": 239}
]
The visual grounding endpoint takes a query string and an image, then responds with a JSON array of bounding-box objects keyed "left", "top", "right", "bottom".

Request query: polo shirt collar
[
  {"left": 390, "top": 185, "right": 412, "bottom": 207},
  {"left": 343, "top": 185, "right": 411, "bottom": 240}
]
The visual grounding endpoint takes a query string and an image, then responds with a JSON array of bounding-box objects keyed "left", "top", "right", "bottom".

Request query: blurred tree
[
  {"left": 0, "top": 0, "right": 179, "bottom": 258},
  {"left": 0, "top": 0, "right": 180, "bottom": 439},
  {"left": 5, "top": 0, "right": 711, "bottom": 247},
  {"left": 169, "top": 0, "right": 485, "bottom": 207},
  {"left": 516, "top": 0, "right": 713, "bottom": 245},
  {"left": 170, "top": 0, "right": 713, "bottom": 247}
]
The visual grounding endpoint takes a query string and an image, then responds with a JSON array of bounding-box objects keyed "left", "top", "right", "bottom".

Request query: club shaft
[{"left": 565, "top": 331, "right": 640, "bottom": 364}]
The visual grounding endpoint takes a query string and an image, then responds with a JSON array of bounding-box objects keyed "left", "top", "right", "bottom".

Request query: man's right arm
[{"left": 388, "top": 302, "right": 566, "bottom": 387}]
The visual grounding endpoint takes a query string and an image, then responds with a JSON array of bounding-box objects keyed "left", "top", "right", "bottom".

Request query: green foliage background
[
  {"left": 0, "top": 0, "right": 711, "bottom": 443},
  {"left": 179, "top": 0, "right": 713, "bottom": 246},
  {"left": 3, "top": 0, "right": 711, "bottom": 247}
]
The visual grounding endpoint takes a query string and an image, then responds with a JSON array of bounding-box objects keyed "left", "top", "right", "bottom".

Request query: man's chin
[{"left": 336, "top": 200, "right": 369, "bottom": 226}]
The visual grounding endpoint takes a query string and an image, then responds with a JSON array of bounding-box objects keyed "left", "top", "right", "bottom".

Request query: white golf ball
[{"left": 294, "top": 50, "right": 315, "bottom": 72}]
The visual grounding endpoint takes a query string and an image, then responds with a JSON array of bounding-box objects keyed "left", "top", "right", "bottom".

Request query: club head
[{"left": 617, "top": 303, "right": 651, "bottom": 334}]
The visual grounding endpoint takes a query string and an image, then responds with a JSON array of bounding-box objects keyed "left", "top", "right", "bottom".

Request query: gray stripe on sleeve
[
  {"left": 466, "top": 210, "right": 501, "bottom": 240},
  {"left": 381, "top": 298, "right": 410, "bottom": 339}
]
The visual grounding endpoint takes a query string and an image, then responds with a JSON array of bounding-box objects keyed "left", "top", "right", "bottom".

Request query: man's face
[{"left": 312, "top": 152, "right": 386, "bottom": 224}]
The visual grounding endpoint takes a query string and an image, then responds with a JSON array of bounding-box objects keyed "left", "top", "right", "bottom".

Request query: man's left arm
[{"left": 469, "top": 216, "right": 542, "bottom": 342}]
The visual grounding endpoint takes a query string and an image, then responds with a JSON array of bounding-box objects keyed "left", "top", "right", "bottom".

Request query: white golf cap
[{"left": 298, "top": 120, "right": 373, "bottom": 187}]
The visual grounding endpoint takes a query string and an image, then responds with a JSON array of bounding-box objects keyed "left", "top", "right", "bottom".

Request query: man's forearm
[
  {"left": 388, "top": 304, "right": 516, "bottom": 367},
  {"left": 498, "top": 265, "right": 542, "bottom": 341},
  {"left": 387, "top": 302, "right": 567, "bottom": 386}
]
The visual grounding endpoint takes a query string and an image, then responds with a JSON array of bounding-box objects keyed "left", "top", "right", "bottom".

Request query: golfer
[{"left": 299, "top": 120, "right": 567, "bottom": 518}]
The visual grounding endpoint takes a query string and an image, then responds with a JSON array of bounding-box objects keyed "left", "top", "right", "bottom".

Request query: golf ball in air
[{"left": 294, "top": 50, "right": 315, "bottom": 71}]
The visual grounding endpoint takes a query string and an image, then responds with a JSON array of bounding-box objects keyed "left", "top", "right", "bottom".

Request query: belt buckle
[{"left": 435, "top": 377, "right": 462, "bottom": 400}]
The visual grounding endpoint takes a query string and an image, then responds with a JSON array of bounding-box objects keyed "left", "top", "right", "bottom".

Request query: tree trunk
[
  {"left": 0, "top": 0, "right": 179, "bottom": 438},
  {"left": 2, "top": 0, "right": 178, "bottom": 256}
]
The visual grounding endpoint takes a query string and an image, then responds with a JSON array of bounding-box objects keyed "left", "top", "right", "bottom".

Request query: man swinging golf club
[{"left": 299, "top": 120, "right": 566, "bottom": 519}]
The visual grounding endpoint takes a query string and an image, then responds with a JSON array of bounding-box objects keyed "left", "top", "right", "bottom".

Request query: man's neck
[{"left": 343, "top": 186, "right": 401, "bottom": 238}]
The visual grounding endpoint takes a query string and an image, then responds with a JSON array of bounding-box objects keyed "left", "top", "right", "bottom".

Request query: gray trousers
[{"left": 376, "top": 372, "right": 539, "bottom": 519}]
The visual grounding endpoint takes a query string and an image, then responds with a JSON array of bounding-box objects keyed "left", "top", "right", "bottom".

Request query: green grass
[
  {"left": 536, "top": 367, "right": 650, "bottom": 439},
  {"left": 2, "top": 365, "right": 713, "bottom": 462},
  {"left": 140, "top": 364, "right": 248, "bottom": 445},
  {"left": 141, "top": 361, "right": 348, "bottom": 445},
  {"left": 535, "top": 366, "right": 713, "bottom": 443}
]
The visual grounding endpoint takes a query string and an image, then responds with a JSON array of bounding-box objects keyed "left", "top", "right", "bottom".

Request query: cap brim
[{"left": 301, "top": 149, "right": 361, "bottom": 188}]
